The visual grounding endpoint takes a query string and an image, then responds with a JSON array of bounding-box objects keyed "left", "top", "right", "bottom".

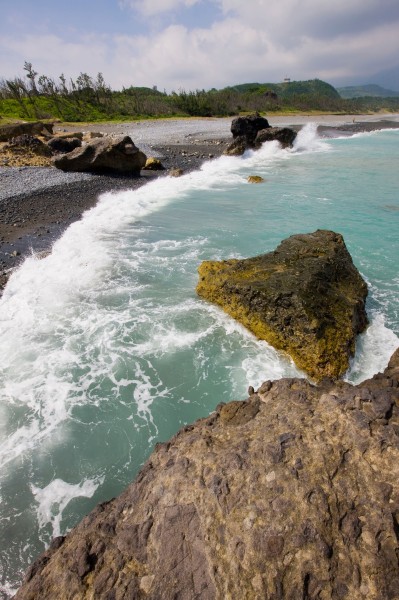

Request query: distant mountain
[
  {"left": 332, "top": 63, "right": 399, "bottom": 94},
  {"left": 337, "top": 84, "right": 399, "bottom": 99},
  {"left": 367, "top": 64, "right": 399, "bottom": 93},
  {"left": 225, "top": 78, "right": 340, "bottom": 99}
]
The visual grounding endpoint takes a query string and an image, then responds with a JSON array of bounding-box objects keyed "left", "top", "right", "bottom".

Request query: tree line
[{"left": 1, "top": 62, "right": 399, "bottom": 122}]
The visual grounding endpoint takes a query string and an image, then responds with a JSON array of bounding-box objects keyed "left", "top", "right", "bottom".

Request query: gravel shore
[{"left": 1, "top": 114, "right": 399, "bottom": 293}]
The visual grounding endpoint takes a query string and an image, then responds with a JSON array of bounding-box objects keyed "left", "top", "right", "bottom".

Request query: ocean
[{"left": 0, "top": 124, "right": 398, "bottom": 596}]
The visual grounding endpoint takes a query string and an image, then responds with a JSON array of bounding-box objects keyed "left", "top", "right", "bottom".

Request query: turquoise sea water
[{"left": 0, "top": 125, "right": 398, "bottom": 596}]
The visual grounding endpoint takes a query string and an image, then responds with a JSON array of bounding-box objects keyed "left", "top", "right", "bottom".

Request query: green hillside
[
  {"left": 337, "top": 84, "right": 399, "bottom": 99},
  {"left": 226, "top": 79, "right": 340, "bottom": 99}
]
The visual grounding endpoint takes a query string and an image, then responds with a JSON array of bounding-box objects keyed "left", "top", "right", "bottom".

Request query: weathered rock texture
[
  {"left": 230, "top": 113, "right": 270, "bottom": 144},
  {"left": 255, "top": 127, "right": 298, "bottom": 149},
  {"left": 14, "top": 349, "right": 399, "bottom": 599},
  {"left": 0, "top": 121, "right": 53, "bottom": 142},
  {"left": 197, "top": 230, "right": 368, "bottom": 381},
  {"left": 48, "top": 136, "right": 82, "bottom": 154},
  {"left": 224, "top": 114, "right": 297, "bottom": 155},
  {"left": 54, "top": 135, "right": 147, "bottom": 174}
]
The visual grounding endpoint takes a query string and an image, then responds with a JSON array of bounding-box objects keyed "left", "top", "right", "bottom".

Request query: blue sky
[{"left": 1, "top": 0, "right": 399, "bottom": 91}]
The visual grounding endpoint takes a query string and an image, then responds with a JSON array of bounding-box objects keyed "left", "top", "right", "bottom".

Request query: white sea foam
[
  {"left": 31, "top": 476, "right": 104, "bottom": 538},
  {"left": 293, "top": 122, "right": 331, "bottom": 153},
  {"left": 346, "top": 312, "right": 399, "bottom": 384}
]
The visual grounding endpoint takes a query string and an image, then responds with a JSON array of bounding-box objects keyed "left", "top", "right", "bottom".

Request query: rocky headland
[
  {"left": 14, "top": 348, "right": 399, "bottom": 600},
  {"left": 197, "top": 230, "right": 368, "bottom": 382}
]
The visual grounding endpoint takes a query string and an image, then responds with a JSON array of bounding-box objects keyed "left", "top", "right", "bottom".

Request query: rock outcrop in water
[
  {"left": 197, "top": 230, "right": 368, "bottom": 381},
  {"left": 14, "top": 349, "right": 399, "bottom": 600},
  {"left": 53, "top": 135, "right": 147, "bottom": 174},
  {"left": 224, "top": 113, "right": 297, "bottom": 155}
]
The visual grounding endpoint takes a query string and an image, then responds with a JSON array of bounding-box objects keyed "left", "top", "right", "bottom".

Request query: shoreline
[{"left": 1, "top": 113, "right": 399, "bottom": 293}]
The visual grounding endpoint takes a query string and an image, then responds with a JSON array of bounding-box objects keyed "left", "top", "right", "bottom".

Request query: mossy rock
[
  {"left": 144, "top": 157, "right": 165, "bottom": 170},
  {"left": 197, "top": 230, "right": 368, "bottom": 381}
]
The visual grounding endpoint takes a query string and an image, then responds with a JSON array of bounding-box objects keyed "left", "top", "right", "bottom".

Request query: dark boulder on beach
[
  {"left": 224, "top": 114, "right": 297, "bottom": 155},
  {"left": 14, "top": 349, "right": 399, "bottom": 600},
  {"left": 53, "top": 135, "right": 147, "bottom": 174},
  {"left": 197, "top": 230, "right": 368, "bottom": 382},
  {"left": 230, "top": 113, "right": 270, "bottom": 144}
]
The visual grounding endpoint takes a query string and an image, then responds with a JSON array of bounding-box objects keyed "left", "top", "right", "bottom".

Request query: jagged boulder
[
  {"left": 255, "top": 126, "right": 297, "bottom": 148},
  {"left": 14, "top": 350, "right": 399, "bottom": 600},
  {"left": 197, "top": 230, "right": 368, "bottom": 381},
  {"left": 224, "top": 114, "right": 296, "bottom": 156},
  {"left": 230, "top": 113, "right": 270, "bottom": 144},
  {"left": 53, "top": 135, "right": 147, "bottom": 174}
]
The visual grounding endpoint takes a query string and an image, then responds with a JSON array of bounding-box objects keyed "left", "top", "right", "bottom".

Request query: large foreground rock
[
  {"left": 197, "top": 230, "right": 368, "bottom": 381},
  {"left": 54, "top": 135, "right": 147, "bottom": 173},
  {"left": 15, "top": 349, "right": 399, "bottom": 599}
]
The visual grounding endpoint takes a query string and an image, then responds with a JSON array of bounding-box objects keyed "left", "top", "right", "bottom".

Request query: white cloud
[
  {"left": 1, "top": 0, "right": 399, "bottom": 91},
  {"left": 0, "top": 34, "right": 110, "bottom": 81},
  {"left": 220, "top": 0, "right": 399, "bottom": 42},
  {"left": 120, "top": 0, "right": 201, "bottom": 17}
]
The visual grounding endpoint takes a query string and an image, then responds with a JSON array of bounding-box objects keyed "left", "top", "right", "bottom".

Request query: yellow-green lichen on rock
[{"left": 196, "top": 230, "right": 368, "bottom": 381}]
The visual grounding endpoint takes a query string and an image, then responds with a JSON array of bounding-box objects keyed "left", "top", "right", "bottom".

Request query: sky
[{"left": 1, "top": 0, "right": 399, "bottom": 92}]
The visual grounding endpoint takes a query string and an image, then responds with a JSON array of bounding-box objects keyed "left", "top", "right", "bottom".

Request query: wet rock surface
[
  {"left": 197, "top": 230, "right": 368, "bottom": 381},
  {"left": 230, "top": 113, "right": 270, "bottom": 144},
  {"left": 14, "top": 349, "right": 399, "bottom": 600},
  {"left": 255, "top": 126, "right": 298, "bottom": 148},
  {"left": 224, "top": 114, "right": 297, "bottom": 155}
]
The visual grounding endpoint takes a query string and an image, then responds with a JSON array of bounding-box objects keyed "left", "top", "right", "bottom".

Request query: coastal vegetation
[{"left": 1, "top": 63, "right": 399, "bottom": 122}]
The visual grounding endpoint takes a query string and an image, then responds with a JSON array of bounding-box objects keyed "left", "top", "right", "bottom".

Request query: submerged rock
[
  {"left": 53, "top": 135, "right": 147, "bottom": 174},
  {"left": 14, "top": 349, "right": 399, "bottom": 600},
  {"left": 247, "top": 175, "right": 265, "bottom": 183},
  {"left": 197, "top": 230, "right": 368, "bottom": 381}
]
